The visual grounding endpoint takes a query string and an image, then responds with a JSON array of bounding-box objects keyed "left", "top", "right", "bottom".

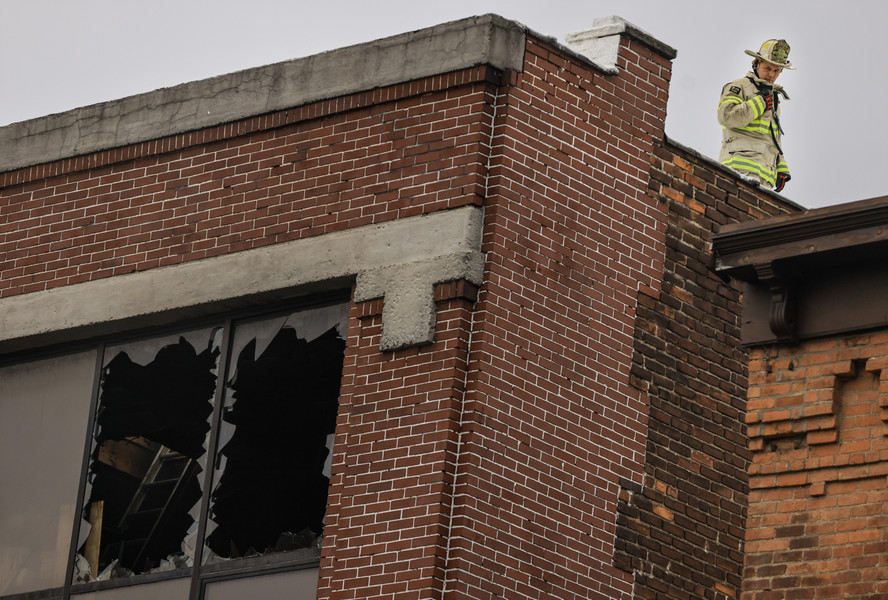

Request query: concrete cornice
[
  {"left": 0, "top": 206, "right": 486, "bottom": 356},
  {"left": 0, "top": 14, "right": 526, "bottom": 174}
]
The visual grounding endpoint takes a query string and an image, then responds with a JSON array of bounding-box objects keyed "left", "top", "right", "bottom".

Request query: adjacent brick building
[
  {"left": 0, "top": 14, "right": 799, "bottom": 600},
  {"left": 714, "top": 198, "right": 888, "bottom": 600}
]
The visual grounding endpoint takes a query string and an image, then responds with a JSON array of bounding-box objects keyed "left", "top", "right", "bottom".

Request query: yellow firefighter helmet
[{"left": 745, "top": 39, "right": 795, "bottom": 69}]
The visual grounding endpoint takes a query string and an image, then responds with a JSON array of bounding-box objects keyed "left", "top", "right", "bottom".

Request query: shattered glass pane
[
  {"left": 204, "top": 302, "right": 348, "bottom": 561},
  {"left": 0, "top": 350, "right": 96, "bottom": 596},
  {"left": 75, "top": 328, "right": 221, "bottom": 581}
]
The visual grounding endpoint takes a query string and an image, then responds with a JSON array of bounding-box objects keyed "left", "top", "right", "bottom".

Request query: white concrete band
[{"left": 0, "top": 206, "right": 485, "bottom": 354}]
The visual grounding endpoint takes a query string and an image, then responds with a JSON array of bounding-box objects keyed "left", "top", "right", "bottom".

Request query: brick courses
[
  {"left": 439, "top": 34, "right": 672, "bottom": 600},
  {"left": 0, "top": 67, "right": 496, "bottom": 298},
  {"left": 742, "top": 338, "right": 888, "bottom": 600},
  {"left": 615, "top": 140, "right": 796, "bottom": 600}
]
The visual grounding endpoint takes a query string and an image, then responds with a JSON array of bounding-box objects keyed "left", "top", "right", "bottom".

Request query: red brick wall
[
  {"left": 441, "top": 35, "right": 673, "bottom": 600},
  {"left": 743, "top": 336, "right": 888, "bottom": 600},
  {"left": 320, "top": 286, "right": 479, "bottom": 599},
  {"left": 0, "top": 67, "right": 495, "bottom": 299},
  {"left": 615, "top": 139, "right": 798, "bottom": 600}
]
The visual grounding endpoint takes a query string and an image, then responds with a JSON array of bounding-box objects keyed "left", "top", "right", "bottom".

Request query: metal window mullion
[
  {"left": 189, "top": 321, "right": 233, "bottom": 600},
  {"left": 62, "top": 342, "right": 106, "bottom": 600}
]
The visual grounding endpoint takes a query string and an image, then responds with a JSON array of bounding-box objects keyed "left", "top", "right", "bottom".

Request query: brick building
[
  {"left": 714, "top": 198, "right": 888, "bottom": 600},
  {"left": 0, "top": 14, "right": 798, "bottom": 600}
]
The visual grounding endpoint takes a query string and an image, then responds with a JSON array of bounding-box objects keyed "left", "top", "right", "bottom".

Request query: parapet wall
[{"left": 0, "top": 14, "right": 527, "bottom": 174}]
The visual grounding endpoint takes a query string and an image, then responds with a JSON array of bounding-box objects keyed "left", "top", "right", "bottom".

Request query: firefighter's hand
[
  {"left": 775, "top": 173, "right": 790, "bottom": 192},
  {"left": 758, "top": 91, "right": 774, "bottom": 113}
]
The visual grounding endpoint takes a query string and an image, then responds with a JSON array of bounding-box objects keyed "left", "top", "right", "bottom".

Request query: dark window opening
[
  {"left": 205, "top": 324, "right": 345, "bottom": 559},
  {"left": 76, "top": 335, "right": 219, "bottom": 580},
  {"left": 63, "top": 298, "right": 350, "bottom": 589}
]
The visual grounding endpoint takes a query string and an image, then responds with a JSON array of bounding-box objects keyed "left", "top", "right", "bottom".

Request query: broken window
[
  {"left": 204, "top": 306, "right": 347, "bottom": 561},
  {"left": 75, "top": 328, "right": 221, "bottom": 581},
  {"left": 0, "top": 296, "right": 348, "bottom": 598},
  {"left": 61, "top": 298, "right": 349, "bottom": 593}
]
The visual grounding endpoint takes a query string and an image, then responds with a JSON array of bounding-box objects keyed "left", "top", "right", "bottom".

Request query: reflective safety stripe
[
  {"left": 721, "top": 156, "right": 777, "bottom": 186},
  {"left": 735, "top": 119, "right": 772, "bottom": 134},
  {"left": 750, "top": 95, "right": 766, "bottom": 115},
  {"left": 719, "top": 95, "right": 765, "bottom": 117},
  {"left": 719, "top": 96, "right": 743, "bottom": 110}
]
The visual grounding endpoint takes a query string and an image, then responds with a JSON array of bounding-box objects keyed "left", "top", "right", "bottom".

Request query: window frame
[{"left": 0, "top": 290, "right": 350, "bottom": 600}]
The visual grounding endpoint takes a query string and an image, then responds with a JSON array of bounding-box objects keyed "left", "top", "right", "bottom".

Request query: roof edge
[
  {"left": 712, "top": 194, "right": 888, "bottom": 287},
  {"left": 0, "top": 14, "right": 526, "bottom": 174},
  {"left": 713, "top": 194, "right": 888, "bottom": 257}
]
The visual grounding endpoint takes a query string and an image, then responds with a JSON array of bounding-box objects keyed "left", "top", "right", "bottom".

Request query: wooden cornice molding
[
  {"left": 712, "top": 195, "right": 888, "bottom": 277},
  {"left": 711, "top": 195, "right": 888, "bottom": 346}
]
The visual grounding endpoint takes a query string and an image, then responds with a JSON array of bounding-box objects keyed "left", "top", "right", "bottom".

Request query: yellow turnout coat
[{"left": 717, "top": 72, "right": 790, "bottom": 187}]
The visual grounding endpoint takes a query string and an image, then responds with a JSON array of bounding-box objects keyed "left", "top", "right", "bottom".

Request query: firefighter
[{"left": 718, "top": 39, "right": 794, "bottom": 192}]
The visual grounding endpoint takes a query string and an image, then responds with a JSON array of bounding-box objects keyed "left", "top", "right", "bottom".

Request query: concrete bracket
[{"left": 354, "top": 250, "right": 485, "bottom": 351}]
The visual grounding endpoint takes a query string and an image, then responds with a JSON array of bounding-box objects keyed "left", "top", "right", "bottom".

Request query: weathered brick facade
[
  {"left": 614, "top": 140, "right": 796, "bottom": 600},
  {"left": 742, "top": 339, "right": 888, "bottom": 599},
  {"left": 0, "top": 14, "right": 801, "bottom": 600},
  {"left": 713, "top": 198, "right": 888, "bottom": 600}
]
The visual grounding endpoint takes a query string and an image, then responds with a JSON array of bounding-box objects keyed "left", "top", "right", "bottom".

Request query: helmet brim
[{"left": 745, "top": 49, "right": 795, "bottom": 69}]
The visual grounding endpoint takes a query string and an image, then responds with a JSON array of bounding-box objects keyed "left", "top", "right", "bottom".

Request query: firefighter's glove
[
  {"left": 775, "top": 173, "right": 790, "bottom": 193},
  {"left": 757, "top": 90, "right": 774, "bottom": 113}
]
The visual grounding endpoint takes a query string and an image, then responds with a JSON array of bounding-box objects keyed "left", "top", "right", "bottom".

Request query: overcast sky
[{"left": 2, "top": 0, "right": 885, "bottom": 209}]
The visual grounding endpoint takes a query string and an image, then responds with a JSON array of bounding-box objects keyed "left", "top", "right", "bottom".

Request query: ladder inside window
[{"left": 116, "top": 445, "right": 196, "bottom": 571}]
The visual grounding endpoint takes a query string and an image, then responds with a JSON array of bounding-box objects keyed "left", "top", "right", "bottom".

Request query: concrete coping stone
[{"left": 0, "top": 13, "right": 677, "bottom": 174}]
